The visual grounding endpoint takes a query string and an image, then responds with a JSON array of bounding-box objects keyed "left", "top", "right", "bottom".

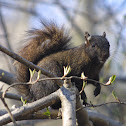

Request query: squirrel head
[{"left": 84, "top": 32, "right": 110, "bottom": 64}]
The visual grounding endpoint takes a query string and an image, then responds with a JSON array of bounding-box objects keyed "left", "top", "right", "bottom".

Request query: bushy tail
[{"left": 14, "top": 22, "right": 71, "bottom": 96}]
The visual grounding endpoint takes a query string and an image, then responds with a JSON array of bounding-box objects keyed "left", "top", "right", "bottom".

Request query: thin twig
[
  {"left": 76, "top": 101, "right": 126, "bottom": 112},
  {"left": 1, "top": 97, "right": 17, "bottom": 126},
  {"left": 37, "top": 76, "right": 110, "bottom": 86},
  {"left": 2, "top": 75, "right": 110, "bottom": 100},
  {"left": 1, "top": 75, "right": 110, "bottom": 105},
  {"left": 2, "top": 83, "right": 32, "bottom": 100},
  {"left": 0, "top": 78, "right": 17, "bottom": 125}
]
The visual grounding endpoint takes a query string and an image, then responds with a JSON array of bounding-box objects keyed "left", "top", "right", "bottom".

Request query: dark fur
[{"left": 15, "top": 22, "right": 110, "bottom": 108}]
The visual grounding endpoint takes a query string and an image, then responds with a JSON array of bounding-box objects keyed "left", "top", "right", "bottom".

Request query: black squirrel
[{"left": 15, "top": 21, "right": 110, "bottom": 109}]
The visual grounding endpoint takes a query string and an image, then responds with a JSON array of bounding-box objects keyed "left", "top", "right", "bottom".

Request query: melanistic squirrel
[{"left": 15, "top": 22, "right": 110, "bottom": 109}]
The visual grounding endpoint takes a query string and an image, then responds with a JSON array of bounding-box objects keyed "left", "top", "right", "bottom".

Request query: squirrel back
[{"left": 15, "top": 22, "right": 110, "bottom": 107}]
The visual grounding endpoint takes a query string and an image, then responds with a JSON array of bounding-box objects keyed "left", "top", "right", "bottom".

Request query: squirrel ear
[
  {"left": 85, "top": 32, "right": 91, "bottom": 45},
  {"left": 102, "top": 32, "right": 106, "bottom": 38}
]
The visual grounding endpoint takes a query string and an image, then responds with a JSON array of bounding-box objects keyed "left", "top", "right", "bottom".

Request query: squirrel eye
[{"left": 92, "top": 44, "right": 96, "bottom": 48}]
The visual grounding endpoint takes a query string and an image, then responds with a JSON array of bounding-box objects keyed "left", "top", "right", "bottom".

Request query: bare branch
[
  {"left": 0, "top": 89, "right": 59, "bottom": 125},
  {"left": 0, "top": 91, "right": 22, "bottom": 101},
  {"left": 0, "top": 109, "right": 59, "bottom": 119},
  {"left": 0, "top": 87, "right": 123, "bottom": 126},
  {"left": 0, "top": 69, "right": 16, "bottom": 85},
  {"left": 0, "top": 44, "right": 63, "bottom": 86},
  {"left": 84, "top": 101, "right": 126, "bottom": 108},
  {"left": 1, "top": 96, "right": 17, "bottom": 126},
  {"left": 60, "top": 79, "right": 76, "bottom": 126}
]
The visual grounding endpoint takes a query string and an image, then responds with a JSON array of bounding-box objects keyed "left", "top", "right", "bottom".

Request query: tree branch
[
  {"left": 0, "top": 44, "right": 62, "bottom": 86},
  {"left": 0, "top": 90, "right": 59, "bottom": 125},
  {"left": 60, "top": 79, "right": 76, "bottom": 126},
  {"left": 0, "top": 91, "right": 22, "bottom": 101},
  {"left": 1, "top": 97, "right": 17, "bottom": 126},
  {"left": 0, "top": 87, "right": 123, "bottom": 126},
  {"left": 0, "top": 69, "right": 16, "bottom": 85}
]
